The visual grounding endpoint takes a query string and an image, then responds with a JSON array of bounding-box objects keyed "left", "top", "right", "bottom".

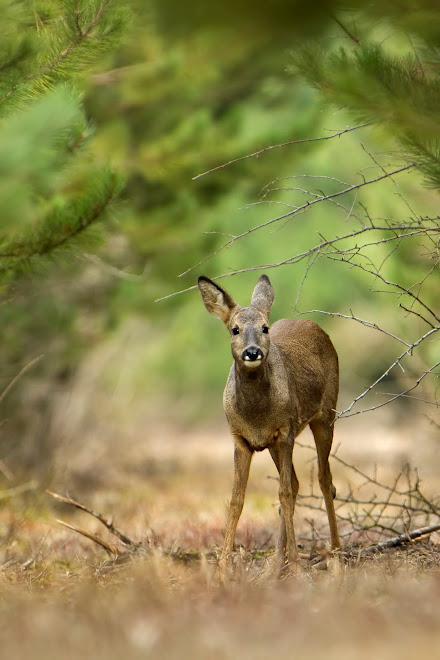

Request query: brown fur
[{"left": 198, "top": 275, "right": 341, "bottom": 568}]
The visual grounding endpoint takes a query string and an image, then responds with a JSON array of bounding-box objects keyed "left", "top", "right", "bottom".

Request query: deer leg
[
  {"left": 220, "top": 436, "right": 253, "bottom": 566},
  {"left": 310, "top": 419, "right": 341, "bottom": 550},
  {"left": 269, "top": 446, "right": 299, "bottom": 558},
  {"left": 273, "top": 437, "right": 298, "bottom": 563}
]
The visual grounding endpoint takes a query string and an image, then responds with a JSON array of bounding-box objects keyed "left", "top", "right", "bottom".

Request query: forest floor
[{"left": 0, "top": 410, "right": 439, "bottom": 659}]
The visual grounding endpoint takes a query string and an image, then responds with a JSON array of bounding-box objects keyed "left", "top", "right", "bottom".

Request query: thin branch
[
  {"left": 298, "top": 309, "right": 412, "bottom": 348},
  {"left": 180, "top": 163, "right": 415, "bottom": 278},
  {"left": 339, "top": 361, "right": 440, "bottom": 418},
  {"left": 331, "top": 13, "right": 361, "bottom": 45},
  {"left": 399, "top": 303, "right": 437, "bottom": 328},
  {"left": 57, "top": 519, "right": 117, "bottom": 556},
  {"left": 330, "top": 253, "right": 440, "bottom": 325},
  {"left": 47, "top": 490, "right": 138, "bottom": 548},
  {"left": 192, "top": 123, "right": 374, "bottom": 180},
  {"left": 336, "top": 328, "right": 439, "bottom": 417},
  {"left": 157, "top": 221, "right": 432, "bottom": 302}
]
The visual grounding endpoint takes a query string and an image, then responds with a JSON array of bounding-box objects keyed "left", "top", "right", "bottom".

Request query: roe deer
[{"left": 198, "top": 274, "right": 341, "bottom": 569}]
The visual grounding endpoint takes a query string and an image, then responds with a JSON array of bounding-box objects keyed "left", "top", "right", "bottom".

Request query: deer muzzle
[{"left": 241, "top": 346, "right": 264, "bottom": 364}]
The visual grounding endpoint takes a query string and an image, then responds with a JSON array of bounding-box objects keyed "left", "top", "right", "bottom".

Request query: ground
[{"left": 0, "top": 410, "right": 439, "bottom": 658}]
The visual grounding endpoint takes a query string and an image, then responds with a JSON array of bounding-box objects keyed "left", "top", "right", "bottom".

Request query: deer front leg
[
  {"left": 269, "top": 444, "right": 299, "bottom": 559},
  {"left": 219, "top": 436, "right": 253, "bottom": 569},
  {"left": 276, "top": 435, "right": 298, "bottom": 564}
]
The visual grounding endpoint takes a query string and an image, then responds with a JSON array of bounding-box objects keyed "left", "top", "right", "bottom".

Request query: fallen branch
[
  {"left": 57, "top": 519, "right": 117, "bottom": 557},
  {"left": 47, "top": 490, "right": 138, "bottom": 548},
  {"left": 355, "top": 523, "right": 440, "bottom": 557}
]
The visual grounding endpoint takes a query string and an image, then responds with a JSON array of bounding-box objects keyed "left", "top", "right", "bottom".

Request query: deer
[{"left": 198, "top": 274, "right": 341, "bottom": 572}]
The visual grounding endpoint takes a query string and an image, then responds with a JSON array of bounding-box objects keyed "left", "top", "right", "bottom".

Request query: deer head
[{"left": 198, "top": 275, "right": 275, "bottom": 369}]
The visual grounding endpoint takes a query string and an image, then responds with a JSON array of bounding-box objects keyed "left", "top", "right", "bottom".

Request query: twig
[
  {"left": 331, "top": 13, "right": 360, "bottom": 44},
  {"left": 57, "top": 519, "right": 117, "bottom": 557},
  {"left": 180, "top": 163, "right": 415, "bottom": 278},
  {"left": 297, "top": 309, "right": 411, "bottom": 348},
  {"left": 337, "top": 356, "right": 440, "bottom": 418},
  {"left": 156, "top": 222, "right": 432, "bottom": 302},
  {"left": 192, "top": 123, "right": 373, "bottom": 180},
  {"left": 47, "top": 490, "right": 138, "bottom": 548}
]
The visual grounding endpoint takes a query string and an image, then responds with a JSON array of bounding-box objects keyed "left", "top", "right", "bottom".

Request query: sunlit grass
[{"left": 0, "top": 411, "right": 439, "bottom": 658}]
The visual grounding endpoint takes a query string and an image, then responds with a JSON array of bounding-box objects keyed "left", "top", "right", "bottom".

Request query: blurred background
[{"left": 0, "top": 0, "right": 438, "bottom": 504}]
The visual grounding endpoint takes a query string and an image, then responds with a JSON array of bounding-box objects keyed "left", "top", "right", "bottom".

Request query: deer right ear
[{"left": 198, "top": 276, "right": 237, "bottom": 324}]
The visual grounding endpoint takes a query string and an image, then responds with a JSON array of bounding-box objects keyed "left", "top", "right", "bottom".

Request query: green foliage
[
  {"left": 292, "top": 40, "right": 440, "bottom": 187},
  {"left": 0, "top": 0, "right": 127, "bottom": 281},
  {"left": 0, "top": 1, "right": 128, "bottom": 471},
  {"left": 1, "top": 0, "right": 439, "bottom": 473}
]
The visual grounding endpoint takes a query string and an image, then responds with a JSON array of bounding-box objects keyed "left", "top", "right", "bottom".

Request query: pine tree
[
  {"left": 0, "top": 0, "right": 126, "bottom": 283},
  {"left": 0, "top": 1, "right": 127, "bottom": 475}
]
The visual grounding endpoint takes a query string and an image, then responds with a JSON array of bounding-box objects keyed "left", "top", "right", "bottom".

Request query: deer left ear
[{"left": 250, "top": 275, "right": 274, "bottom": 318}]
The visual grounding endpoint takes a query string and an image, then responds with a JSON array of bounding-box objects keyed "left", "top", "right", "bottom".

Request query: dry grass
[
  {"left": 1, "top": 537, "right": 440, "bottom": 660},
  {"left": 1, "top": 411, "right": 439, "bottom": 659}
]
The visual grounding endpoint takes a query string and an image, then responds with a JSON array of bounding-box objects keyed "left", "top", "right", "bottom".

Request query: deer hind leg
[
  {"left": 309, "top": 418, "right": 341, "bottom": 550},
  {"left": 269, "top": 441, "right": 299, "bottom": 563}
]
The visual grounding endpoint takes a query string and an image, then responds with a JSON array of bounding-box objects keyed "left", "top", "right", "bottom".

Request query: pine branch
[
  {"left": 0, "top": 1, "right": 126, "bottom": 109},
  {"left": 0, "top": 170, "right": 120, "bottom": 274}
]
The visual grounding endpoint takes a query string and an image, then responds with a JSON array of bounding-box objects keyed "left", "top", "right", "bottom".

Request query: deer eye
[
  {"left": 232, "top": 327, "right": 240, "bottom": 336},
  {"left": 262, "top": 325, "right": 269, "bottom": 334}
]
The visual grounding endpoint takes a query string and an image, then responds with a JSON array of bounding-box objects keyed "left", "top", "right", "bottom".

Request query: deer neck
[{"left": 233, "top": 357, "right": 273, "bottom": 399}]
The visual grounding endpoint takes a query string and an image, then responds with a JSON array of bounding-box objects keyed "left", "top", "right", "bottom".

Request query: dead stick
[
  {"left": 356, "top": 523, "right": 440, "bottom": 556},
  {"left": 47, "top": 490, "right": 138, "bottom": 547},
  {"left": 57, "top": 519, "right": 117, "bottom": 556}
]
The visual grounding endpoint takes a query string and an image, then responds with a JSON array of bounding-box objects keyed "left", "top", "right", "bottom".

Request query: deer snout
[{"left": 241, "top": 346, "right": 264, "bottom": 363}]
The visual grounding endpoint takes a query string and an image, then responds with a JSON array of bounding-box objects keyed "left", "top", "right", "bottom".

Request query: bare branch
[
  {"left": 180, "top": 163, "right": 415, "bottom": 278},
  {"left": 339, "top": 361, "right": 440, "bottom": 418},
  {"left": 57, "top": 519, "right": 117, "bottom": 556},
  {"left": 298, "top": 309, "right": 412, "bottom": 348},
  {"left": 192, "top": 123, "right": 374, "bottom": 180},
  {"left": 336, "top": 329, "right": 439, "bottom": 418},
  {"left": 47, "top": 490, "right": 138, "bottom": 548},
  {"left": 157, "top": 222, "right": 435, "bottom": 303},
  {"left": 329, "top": 252, "right": 440, "bottom": 325}
]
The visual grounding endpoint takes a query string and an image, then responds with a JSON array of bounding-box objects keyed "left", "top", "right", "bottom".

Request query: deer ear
[
  {"left": 250, "top": 274, "right": 274, "bottom": 318},
  {"left": 198, "top": 276, "right": 238, "bottom": 324}
]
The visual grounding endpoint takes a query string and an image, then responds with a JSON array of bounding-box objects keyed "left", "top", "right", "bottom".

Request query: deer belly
[
  {"left": 233, "top": 422, "right": 284, "bottom": 452},
  {"left": 249, "top": 434, "right": 275, "bottom": 451}
]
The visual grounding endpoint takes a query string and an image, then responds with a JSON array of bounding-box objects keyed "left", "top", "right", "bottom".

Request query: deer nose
[{"left": 242, "top": 346, "right": 263, "bottom": 362}]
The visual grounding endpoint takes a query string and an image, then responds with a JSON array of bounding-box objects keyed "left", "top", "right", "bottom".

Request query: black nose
[{"left": 242, "top": 346, "right": 263, "bottom": 362}]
